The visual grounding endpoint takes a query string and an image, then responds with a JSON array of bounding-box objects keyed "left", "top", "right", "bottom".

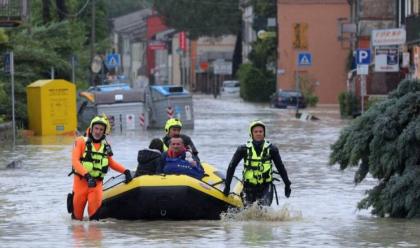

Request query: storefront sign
[
  {"left": 372, "top": 28, "right": 406, "bottom": 46},
  {"left": 374, "top": 47, "right": 399, "bottom": 72}
]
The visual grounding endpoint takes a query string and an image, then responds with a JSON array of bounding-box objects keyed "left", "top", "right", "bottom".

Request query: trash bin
[
  {"left": 77, "top": 88, "right": 146, "bottom": 132},
  {"left": 97, "top": 102, "right": 145, "bottom": 132},
  {"left": 146, "top": 85, "right": 194, "bottom": 129},
  {"left": 26, "top": 79, "right": 77, "bottom": 136}
]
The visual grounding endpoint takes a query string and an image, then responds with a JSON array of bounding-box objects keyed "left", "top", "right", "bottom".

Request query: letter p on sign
[{"left": 356, "top": 49, "right": 371, "bottom": 65}]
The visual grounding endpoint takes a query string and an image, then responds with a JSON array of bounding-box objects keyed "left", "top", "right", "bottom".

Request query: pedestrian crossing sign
[
  {"left": 297, "top": 52, "right": 312, "bottom": 66},
  {"left": 105, "top": 53, "right": 121, "bottom": 69}
]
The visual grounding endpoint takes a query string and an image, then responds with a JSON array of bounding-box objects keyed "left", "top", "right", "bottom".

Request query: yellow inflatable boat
[{"left": 96, "top": 163, "right": 243, "bottom": 220}]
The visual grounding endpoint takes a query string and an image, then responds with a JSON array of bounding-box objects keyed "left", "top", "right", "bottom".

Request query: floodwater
[{"left": 0, "top": 95, "right": 419, "bottom": 247}]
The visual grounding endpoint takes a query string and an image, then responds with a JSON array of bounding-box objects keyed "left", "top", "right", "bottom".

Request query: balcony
[{"left": 0, "top": 0, "right": 28, "bottom": 27}]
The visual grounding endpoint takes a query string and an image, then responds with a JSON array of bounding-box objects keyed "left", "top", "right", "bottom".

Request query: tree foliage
[
  {"left": 329, "top": 79, "right": 420, "bottom": 218},
  {"left": 0, "top": 21, "right": 89, "bottom": 125},
  {"left": 237, "top": 0, "right": 277, "bottom": 102},
  {"left": 237, "top": 63, "right": 275, "bottom": 102},
  {"left": 153, "top": 0, "right": 241, "bottom": 38},
  {"left": 0, "top": 0, "right": 120, "bottom": 126},
  {"left": 106, "top": 0, "right": 152, "bottom": 18}
]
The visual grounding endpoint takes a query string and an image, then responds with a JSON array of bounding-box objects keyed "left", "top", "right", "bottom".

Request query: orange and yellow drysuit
[{"left": 71, "top": 136, "right": 126, "bottom": 220}]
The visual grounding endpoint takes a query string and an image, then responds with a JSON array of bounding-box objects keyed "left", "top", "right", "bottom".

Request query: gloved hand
[
  {"left": 124, "top": 169, "right": 132, "bottom": 184},
  {"left": 223, "top": 186, "right": 230, "bottom": 196},
  {"left": 84, "top": 174, "right": 96, "bottom": 188},
  {"left": 285, "top": 184, "right": 291, "bottom": 198}
]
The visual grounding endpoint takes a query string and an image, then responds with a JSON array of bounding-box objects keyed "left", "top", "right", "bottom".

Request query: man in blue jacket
[{"left": 161, "top": 136, "right": 204, "bottom": 180}]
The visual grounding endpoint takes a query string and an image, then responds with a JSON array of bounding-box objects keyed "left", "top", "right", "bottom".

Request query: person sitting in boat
[
  {"left": 223, "top": 120, "right": 292, "bottom": 206},
  {"left": 135, "top": 138, "right": 164, "bottom": 176},
  {"left": 162, "top": 136, "right": 204, "bottom": 179},
  {"left": 69, "top": 115, "right": 133, "bottom": 221},
  {"left": 162, "top": 118, "right": 199, "bottom": 159}
]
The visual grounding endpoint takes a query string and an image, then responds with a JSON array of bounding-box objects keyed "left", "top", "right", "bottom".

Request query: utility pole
[
  {"left": 276, "top": 0, "right": 280, "bottom": 92},
  {"left": 10, "top": 52, "right": 16, "bottom": 148},
  {"left": 71, "top": 55, "right": 75, "bottom": 83},
  {"left": 90, "top": 0, "right": 96, "bottom": 86}
]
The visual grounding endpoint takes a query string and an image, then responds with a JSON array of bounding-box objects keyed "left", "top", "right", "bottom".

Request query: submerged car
[
  {"left": 270, "top": 90, "right": 306, "bottom": 109},
  {"left": 221, "top": 80, "right": 240, "bottom": 97}
]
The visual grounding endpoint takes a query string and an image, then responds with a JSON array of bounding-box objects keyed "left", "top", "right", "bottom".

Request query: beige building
[{"left": 277, "top": 0, "right": 350, "bottom": 104}]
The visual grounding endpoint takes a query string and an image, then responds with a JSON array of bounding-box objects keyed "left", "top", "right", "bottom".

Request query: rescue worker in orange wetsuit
[{"left": 70, "top": 115, "right": 132, "bottom": 220}]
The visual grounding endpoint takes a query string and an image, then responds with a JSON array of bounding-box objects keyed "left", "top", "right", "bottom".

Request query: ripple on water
[{"left": 221, "top": 203, "right": 303, "bottom": 222}]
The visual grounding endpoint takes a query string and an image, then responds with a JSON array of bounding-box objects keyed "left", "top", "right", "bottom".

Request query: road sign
[
  {"left": 356, "top": 49, "right": 371, "bottom": 65},
  {"left": 357, "top": 64, "right": 368, "bottom": 75},
  {"left": 91, "top": 55, "right": 103, "bottom": 73},
  {"left": 105, "top": 53, "right": 121, "bottom": 69},
  {"left": 297, "top": 52, "right": 312, "bottom": 66},
  {"left": 4, "top": 52, "right": 10, "bottom": 73},
  {"left": 213, "top": 60, "right": 232, "bottom": 75}
]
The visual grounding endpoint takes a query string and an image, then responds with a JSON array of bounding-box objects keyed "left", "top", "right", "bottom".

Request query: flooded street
[{"left": 1, "top": 95, "right": 419, "bottom": 247}]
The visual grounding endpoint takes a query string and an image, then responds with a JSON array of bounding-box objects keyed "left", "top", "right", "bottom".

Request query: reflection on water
[
  {"left": 71, "top": 222, "right": 104, "bottom": 248},
  {"left": 0, "top": 95, "right": 419, "bottom": 247}
]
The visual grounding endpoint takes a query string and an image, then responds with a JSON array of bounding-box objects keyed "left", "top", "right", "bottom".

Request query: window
[{"left": 413, "top": 0, "right": 420, "bottom": 14}]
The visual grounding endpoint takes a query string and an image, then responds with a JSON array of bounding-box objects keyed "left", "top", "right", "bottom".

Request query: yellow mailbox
[{"left": 26, "top": 79, "right": 77, "bottom": 136}]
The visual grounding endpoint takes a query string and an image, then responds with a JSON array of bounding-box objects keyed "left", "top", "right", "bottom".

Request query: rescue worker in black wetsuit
[{"left": 223, "top": 120, "right": 291, "bottom": 206}]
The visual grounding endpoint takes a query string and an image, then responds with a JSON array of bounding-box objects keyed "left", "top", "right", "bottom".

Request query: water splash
[{"left": 220, "top": 203, "right": 303, "bottom": 222}]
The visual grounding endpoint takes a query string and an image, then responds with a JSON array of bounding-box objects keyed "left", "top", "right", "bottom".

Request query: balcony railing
[{"left": 0, "top": 0, "right": 27, "bottom": 27}]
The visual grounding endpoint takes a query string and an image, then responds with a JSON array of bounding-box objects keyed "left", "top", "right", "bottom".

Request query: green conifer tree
[{"left": 329, "top": 79, "right": 420, "bottom": 218}]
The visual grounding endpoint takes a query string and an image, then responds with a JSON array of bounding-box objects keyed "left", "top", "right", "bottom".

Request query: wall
[{"left": 277, "top": 1, "right": 350, "bottom": 104}]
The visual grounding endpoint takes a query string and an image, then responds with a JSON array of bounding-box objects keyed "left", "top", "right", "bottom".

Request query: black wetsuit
[{"left": 225, "top": 140, "right": 291, "bottom": 206}]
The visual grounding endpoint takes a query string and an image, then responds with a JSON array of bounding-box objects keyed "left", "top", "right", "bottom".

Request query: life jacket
[
  {"left": 243, "top": 140, "right": 273, "bottom": 185},
  {"left": 162, "top": 140, "right": 168, "bottom": 152},
  {"left": 78, "top": 137, "right": 112, "bottom": 179},
  {"left": 163, "top": 153, "right": 204, "bottom": 180}
]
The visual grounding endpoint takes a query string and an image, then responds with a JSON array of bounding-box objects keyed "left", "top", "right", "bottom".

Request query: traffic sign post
[
  {"left": 10, "top": 52, "right": 16, "bottom": 147},
  {"left": 355, "top": 49, "right": 371, "bottom": 114},
  {"left": 4, "top": 52, "right": 16, "bottom": 147},
  {"left": 295, "top": 52, "right": 312, "bottom": 112},
  {"left": 4, "top": 53, "right": 10, "bottom": 73}
]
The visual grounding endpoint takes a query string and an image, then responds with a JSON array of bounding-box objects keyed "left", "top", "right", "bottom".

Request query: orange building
[{"left": 277, "top": 0, "right": 350, "bottom": 104}]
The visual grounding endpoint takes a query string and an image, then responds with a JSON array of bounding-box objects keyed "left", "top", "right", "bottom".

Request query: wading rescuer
[
  {"left": 223, "top": 120, "right": 291, "bottom": 206},
  {"left": 68, "top": 115, "right": 132, "bottom": 220},
  {"left": 162, "top": 118, "right": 198, "bottom": 157}
]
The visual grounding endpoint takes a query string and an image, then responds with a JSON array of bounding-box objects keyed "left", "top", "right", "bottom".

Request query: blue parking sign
[{"left": 356, "top": 49, "right": 371, "bottom": 65}]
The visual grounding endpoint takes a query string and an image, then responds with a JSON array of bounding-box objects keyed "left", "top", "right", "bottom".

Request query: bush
[
  {"left": 237, "top": 63, "right": 275, "bottom": 102},
  {"left": 338, "top": 91, "right": 358, "bottom": 117},
  {"left": 305, "top": 95, "right": 319, "bottom": 107},
  {"left": 298, "top": 75, "right": 319, "bottom": 107}
]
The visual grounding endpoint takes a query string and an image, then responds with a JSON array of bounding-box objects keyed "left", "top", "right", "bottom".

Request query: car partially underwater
[{"left": 270, "top": 90, "right": 306, "bottom": 109}]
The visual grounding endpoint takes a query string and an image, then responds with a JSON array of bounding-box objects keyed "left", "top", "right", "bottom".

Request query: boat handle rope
[
  {"left": 210, "top": 179, "right": 224, "bottom": 187},
  {"left": 103, "top": 173, "right": 125, "bottom": 190}
]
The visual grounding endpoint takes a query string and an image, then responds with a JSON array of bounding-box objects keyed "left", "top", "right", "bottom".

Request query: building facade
[{"left": 277, "top": 0, "right": 351, "bottom": 104}]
